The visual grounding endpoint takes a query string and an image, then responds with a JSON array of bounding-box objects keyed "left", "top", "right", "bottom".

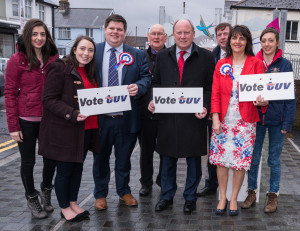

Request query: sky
[{"left": 53, "top": 0, "right": 226, "bottom": 36}]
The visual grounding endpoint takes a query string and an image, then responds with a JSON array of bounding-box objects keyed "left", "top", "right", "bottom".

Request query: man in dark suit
[
  {"left": 138, "top": 24, "right": 167, "bottom": 196},
  {"left": 197, "top": 22, "right": 232, "bottom": 197},
  {"left": 93, "top": 14, "right": 151, "bottom": 210},
  {"left": 148, "top": 19, "right": 215, "bottom": 213}
]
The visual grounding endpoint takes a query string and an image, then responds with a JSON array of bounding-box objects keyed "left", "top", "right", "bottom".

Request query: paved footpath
[{"left": 0, "top": 135, "right": 300, "bottom": 231}]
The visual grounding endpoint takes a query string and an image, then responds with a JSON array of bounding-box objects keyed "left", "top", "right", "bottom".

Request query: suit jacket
[
  {"left": 212, "top": 45, "right": 221, "bottom": 64},
  {"left": 95, "top": 42, "right": 151, "bottom": 133},
  {"left": 139, "top": 46, "right": 165, "bottom": 120},
  {"left": 211, "top": 55, "right": 265, "bottom": 123},
  {"left": 152, "top": 43, "right": 215, "bottom": 158}
]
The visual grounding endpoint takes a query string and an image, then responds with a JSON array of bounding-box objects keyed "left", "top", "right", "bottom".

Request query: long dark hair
[
  {"left": 63, "top": 36, "right": 97, "bottom": 85},
  {"left": 225, "top": 25, "right": 254, "bottom": 57},
  {"left": 22, "top": 18, "right": 57, "bottom": 71}
]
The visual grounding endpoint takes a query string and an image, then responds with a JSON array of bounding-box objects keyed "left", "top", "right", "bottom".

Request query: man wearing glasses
[{"left": 139, "top": 24, "right": 167, "bottom": 196}]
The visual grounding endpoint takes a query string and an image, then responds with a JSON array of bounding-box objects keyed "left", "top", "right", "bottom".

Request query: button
[{"left": 65, "top": 114, "right": 70, "bottom": 119}]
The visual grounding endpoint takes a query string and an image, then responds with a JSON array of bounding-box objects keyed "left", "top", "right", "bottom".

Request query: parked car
[{"left": 0, "top": 71, "right": 4, "bottom": 96}]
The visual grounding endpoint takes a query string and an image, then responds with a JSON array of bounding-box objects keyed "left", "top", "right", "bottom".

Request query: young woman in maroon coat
[
  {"left": 209, "top": 25, "right": 267, "bottom": 216},
  {"left": 4, "top": 19, "right": 58, "bottom": 219},
  {"left": 39, "top": 36, "right": 98, "bottom": 222}
]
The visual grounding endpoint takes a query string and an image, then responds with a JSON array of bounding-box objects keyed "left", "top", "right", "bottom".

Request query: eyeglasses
[{"left": 149, "top": 32, "right": 165, "bottom": 37}]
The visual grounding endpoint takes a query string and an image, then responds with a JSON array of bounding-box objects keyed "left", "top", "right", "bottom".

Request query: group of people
[{"left": 4, "top": 13, "right": 295, "bottom": 222}]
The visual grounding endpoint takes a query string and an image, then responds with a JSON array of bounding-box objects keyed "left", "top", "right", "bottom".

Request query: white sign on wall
[
  {"left": 239, "top": 72, "right": 294, "bottom": 102},
  {"left": 77, "top": 86, "right": 131, "bottom": 116},
  {"left": 153, "top": 88, "right": 203, "bottom": 113}
]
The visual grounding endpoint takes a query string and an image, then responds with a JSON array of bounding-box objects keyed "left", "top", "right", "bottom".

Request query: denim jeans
[
  {"left": 55, "top": 161, "right": 83, "bottom": 208},
  {"left": 248, "top": 124, "right": 284, "bottom": 193}
]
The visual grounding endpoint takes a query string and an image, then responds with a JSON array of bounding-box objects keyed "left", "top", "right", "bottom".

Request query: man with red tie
[{"left": 148, "top": 19, "right": 215, "bottom": 213}]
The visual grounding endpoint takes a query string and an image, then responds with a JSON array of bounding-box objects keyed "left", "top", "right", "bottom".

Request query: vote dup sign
[
  {"left": 77, "top": 86, "right": 131, "bottom": 116},
  {"left": 239, "top": 72, "right": 294, "bottom": 102},
  {"left": 153, "top": 88, "right": 203, "bottom": 113}
]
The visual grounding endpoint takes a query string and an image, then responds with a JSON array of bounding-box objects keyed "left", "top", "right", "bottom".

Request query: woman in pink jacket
[{"left": 4, "top": 19, "right": 58, "bottom": 219}]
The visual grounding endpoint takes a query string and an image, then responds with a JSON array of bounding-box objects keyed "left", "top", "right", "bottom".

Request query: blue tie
[{"left": 108, "top": 48, "right": 118, "bottom": 86}]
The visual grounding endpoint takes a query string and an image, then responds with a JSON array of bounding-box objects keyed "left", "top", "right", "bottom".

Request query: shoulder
[
  {"left": 248, "top": 55, "right": 264, "bottom": 65},
  {"left": 212, "top": 45, "right": 220, "bottom": 55},
  {"left": 197, "top": 46, "right": 213, "bottom": 58},
  {"left": 48, "top": 58, "right": 68, "bottom": 72}
]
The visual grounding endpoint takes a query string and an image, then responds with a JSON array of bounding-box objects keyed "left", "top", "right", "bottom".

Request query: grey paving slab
[{"left": 0, "top": 136, "right": 299, "bottom": 230}]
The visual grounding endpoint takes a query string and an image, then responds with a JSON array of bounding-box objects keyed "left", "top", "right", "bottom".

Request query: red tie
[{"left": 178, "top": 51, "right": 186, "bottom": 84}]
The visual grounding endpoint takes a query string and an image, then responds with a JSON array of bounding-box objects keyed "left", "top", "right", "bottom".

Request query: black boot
[
  {"left": 26, "top": 191, "right": 48, "bottom": 219},
  {"left": 40, "top": 183, "right": 54, "bottom": 212}
]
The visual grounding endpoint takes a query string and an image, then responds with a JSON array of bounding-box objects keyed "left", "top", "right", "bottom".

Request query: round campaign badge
[
  {"left": 220, "top": 64, "right": 232, "bottom": 75},
  {"left": 119, "top": 52, "right": 134, "bottom": 65},
  {"left": 220, "top": 63, "right": 234, "bottom": 80}
]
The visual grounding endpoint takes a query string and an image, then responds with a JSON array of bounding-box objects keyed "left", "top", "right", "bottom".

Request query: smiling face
[
  {"left": 31, "top": 26, "right": 46, "bottom": 50},
  {"left": 104, "top": 21, "right": 126, "bottom": 48},
  {"left": 173, "top": 20, "right": 195, "bottom": 51},
  {"left": 261, "top": 32, "right": 279, "bottom": 57},
  {"left": 147, "top": 24, "right": 167, "bottom": 52},
  {"left": 73, "top": 39, "right": 95, "bottom": 67},
  {"left": 230, "top": 32, "right": 247, "bottom": 55}
]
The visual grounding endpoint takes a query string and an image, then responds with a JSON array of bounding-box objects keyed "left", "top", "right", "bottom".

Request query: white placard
[
  {"left": 153, "top": 88, "right": 203, "bottom": 113},
  {"left": 77, "top": 86, "right": 131, "bottom": 116},
  {"left": 239, "top": 72, "right": 294, "bottom": 102}
]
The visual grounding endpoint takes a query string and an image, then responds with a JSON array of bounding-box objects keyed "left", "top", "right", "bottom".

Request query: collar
[
  {"left": 256, "top": 49, "right": 282, "bottom": 70},
  {"left": 105, "top": 42, "right": 123, "bottom": 53},
  {"left": 176, "top": 44, "right": 193, "bottom": 55}
]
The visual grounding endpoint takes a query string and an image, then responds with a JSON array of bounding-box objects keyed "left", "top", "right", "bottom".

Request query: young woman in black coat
[{"left": 39, "top": 36, "right": 99, "bottom": 222}]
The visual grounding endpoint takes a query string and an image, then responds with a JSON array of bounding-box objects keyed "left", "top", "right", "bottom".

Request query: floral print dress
[{"left": 209, "top": 64, "right": 256, "bottom": 171}]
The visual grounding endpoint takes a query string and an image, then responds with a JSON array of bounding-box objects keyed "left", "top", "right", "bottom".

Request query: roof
[
  {"left": 231, "top": 0, "right": 300, "bottom": 10},
  {"left": 36, "top": 0, "right": 58, "bottom": 7},
  {"left": 55, "top": 8, "right": 114, "bottom": 28},
  {"left": 124, "top": 36, "right": 147, "bottom": 47}
]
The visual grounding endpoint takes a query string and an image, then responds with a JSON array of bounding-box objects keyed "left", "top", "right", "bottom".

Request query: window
[
  {"left": 58, "top": 28, "right": 71, "bottom": 39},
  {"left": 25, "top": 0, "right": 32, "bottom": 18},
  {"left": 58, "top": 48, "right": 66, "bottom": 56},
  {"left": 39, "top": 4, "right": 45, "bottom": 21},
  {"left": 86, "top": 28, "right": 93, "bottom": 38},
  {"left": 12, "top": 0, "right": 19, "bottom": 16},
  {"left": 286, "top": 21, "right": 298, "bottom": 41}
]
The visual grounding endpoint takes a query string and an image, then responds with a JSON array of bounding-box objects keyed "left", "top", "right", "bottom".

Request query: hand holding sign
[
  {"left": 195, "top": 107, "right": 207, "bottom": 119},
  {"left": 127, "top": 84, "right": 138, "bottom": 96},
  {"left": 148, "top": 100, "right": 155, "bottom": 114},
  {"left": 253, "top": 95, "right": 269, "bottom": 106}
]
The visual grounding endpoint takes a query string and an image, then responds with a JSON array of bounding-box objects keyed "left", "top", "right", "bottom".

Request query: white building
[
  {"left": 0, "top": 0, "right": 57, "bottom": 60},
  {"left": 230, "top": 0, "right": 300, "bottom": 56},
  {"left": 55, "top": 0, "right": 113, "bottom": 56}
]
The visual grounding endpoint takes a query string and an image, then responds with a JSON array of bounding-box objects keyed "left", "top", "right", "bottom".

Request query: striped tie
[{"left": 108, "top": 48, "right": 118, "bottom": 86}]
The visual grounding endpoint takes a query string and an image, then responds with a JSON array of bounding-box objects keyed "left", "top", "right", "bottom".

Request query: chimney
[{"left": 59, "top": 0, "right": 70, "bottom": 14}]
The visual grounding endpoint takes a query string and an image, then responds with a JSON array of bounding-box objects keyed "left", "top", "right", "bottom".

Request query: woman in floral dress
[{"left": 210, "top": 25, "right": 267, "bottom": 216}]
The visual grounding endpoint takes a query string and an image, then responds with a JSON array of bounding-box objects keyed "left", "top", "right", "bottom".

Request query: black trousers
[
  {"left": 205, "top": 119, "right": 218, "bottom": 189},
  {"left": 138, "top": 119, "right": 162, "bottom": 187},
  {"left": 18, "top": 119, "right": 56, "bottom": 197},
  {"left": 55, "top": 161, "right": 83, "bottom": 208}
]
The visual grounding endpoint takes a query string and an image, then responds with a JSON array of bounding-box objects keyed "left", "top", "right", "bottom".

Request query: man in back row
[
  {"left": 138, "top": 24, "right": 167, "bottom": 196},
  {"left": 197, "top": 22, "right": 232, "bottom": 197}
]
